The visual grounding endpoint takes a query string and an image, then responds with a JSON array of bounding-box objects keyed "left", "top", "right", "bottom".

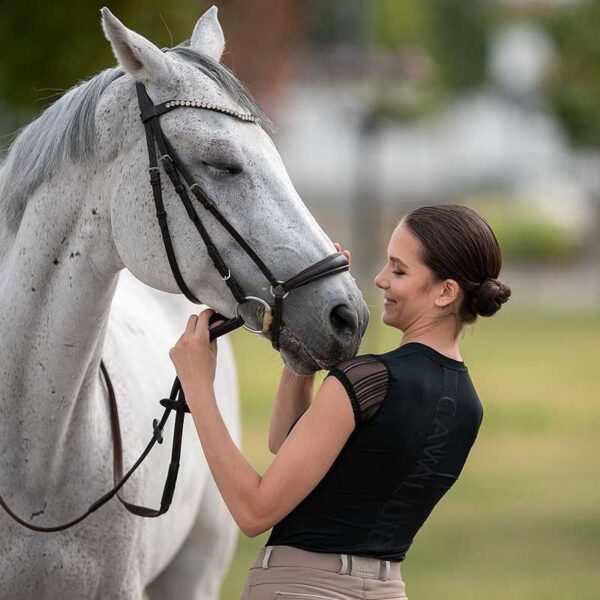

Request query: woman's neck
[{"left": 399, "top": 319, "right": 463, "bottom": 362}]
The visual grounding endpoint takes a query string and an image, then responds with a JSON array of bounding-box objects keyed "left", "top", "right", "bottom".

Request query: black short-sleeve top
[{"left": 266, "top": 342, "right": 484, "bottom": 562}]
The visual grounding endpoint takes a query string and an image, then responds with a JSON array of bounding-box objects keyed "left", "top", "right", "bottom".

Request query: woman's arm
[
  {"left": 268, "top": 367, "right": 315, "bottom": 454},
  {"left": 168, "top": 308, "right": 355, "bottom": 539},
  {"left": 266, "top": 245, "right": 350, "bottom": 454},
  {"left": 186, "top": 374, "right": 354, "bottom": 537}
]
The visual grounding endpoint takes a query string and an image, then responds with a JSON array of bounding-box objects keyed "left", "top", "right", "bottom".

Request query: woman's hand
[
  {"left": 169, "top": 308, "right": 224, "bottom": 400},
  {"left": 334, "top": 242, "right": 351, "bottom": 265},
  {"left": 169, "top": 244, "right": 348, "bottom": 396}
]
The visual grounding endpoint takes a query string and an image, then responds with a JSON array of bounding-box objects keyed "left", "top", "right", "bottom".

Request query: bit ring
[{"left": 235, "top": 296, "right": 273, "bottom": 334}]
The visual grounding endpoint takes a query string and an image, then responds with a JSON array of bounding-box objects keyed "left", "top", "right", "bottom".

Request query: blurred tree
[
  {"left": 212, "top": 0, "right": 306, "bottom": 116},
  {"left": 0, "top": 0, "right": 304, "bottom": 126},
  {"left": 429, "top": 0, "right": 489, "bottom": 93},
  {"left": 305, "top": 0, "right": 489, "bottom": 97},
  {"left": 0, "top": 1, "right": 196, "bottom": 108},
  {"left": 368, "top": 0, "right": 435, "bottom": 50},
  {"left": 306, "top": 0, "right": 366, "bottom": 47},
  {"left": 541, "top": 2, "right": 600, "bottom": 149},
  {"left": 371, "top": 0, "right": 489, "bottom": 96}
]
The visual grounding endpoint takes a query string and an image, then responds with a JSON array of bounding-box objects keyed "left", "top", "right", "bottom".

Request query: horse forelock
[{"left": 0, "top": 43, "right": 272, "bottom": 236}]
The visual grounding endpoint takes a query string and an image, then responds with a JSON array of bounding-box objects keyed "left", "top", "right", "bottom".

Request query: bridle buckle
[
  {"left": 159, "top": 154, "right": 174, "bottom": 169},
  {"left": 270, "top": 281, "right": 289, "bottom": 299}
]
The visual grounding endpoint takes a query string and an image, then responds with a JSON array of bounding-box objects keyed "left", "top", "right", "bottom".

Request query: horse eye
[{"left": 202, "top": 161, "right": 242, "bottom": 176}]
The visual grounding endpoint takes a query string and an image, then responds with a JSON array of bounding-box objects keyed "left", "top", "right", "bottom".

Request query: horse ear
[
  {"left": 100, "top": 7, "right": 173, "bottom": 85},
  {"left": 190, "top": 6, "right": 225, "bottom": 62}
]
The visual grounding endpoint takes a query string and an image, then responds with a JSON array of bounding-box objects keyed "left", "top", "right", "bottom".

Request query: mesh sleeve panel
[{"left": 325, "top": 355, "right": 390, "bottom": 427}]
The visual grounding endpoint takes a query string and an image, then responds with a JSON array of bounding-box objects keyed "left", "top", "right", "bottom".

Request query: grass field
[{"left": 218, "top": 304, "right": 600, "bottom": 600}]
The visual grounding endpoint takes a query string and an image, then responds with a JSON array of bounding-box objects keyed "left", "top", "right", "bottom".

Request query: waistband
[{"left": 252, "top": 545, "right": 402, "bottom": 581}]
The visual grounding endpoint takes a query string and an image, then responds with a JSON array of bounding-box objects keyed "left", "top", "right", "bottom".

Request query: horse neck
[{"left": 0, "top": 162, "right": 122, "bottom": 492}]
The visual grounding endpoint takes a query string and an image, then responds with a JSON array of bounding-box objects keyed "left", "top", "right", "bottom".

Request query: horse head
[{"left": 100, "top": 7, "right": 369, "bottom": 373}]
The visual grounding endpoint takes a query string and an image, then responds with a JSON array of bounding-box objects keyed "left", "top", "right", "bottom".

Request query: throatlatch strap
[{"left": 138, "top": 81, "right": 247, "bottom": 306}]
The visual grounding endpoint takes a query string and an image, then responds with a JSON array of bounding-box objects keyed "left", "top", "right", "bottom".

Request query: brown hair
[{"left": 403, "top": 204, "right": 511, "bottom": 324}]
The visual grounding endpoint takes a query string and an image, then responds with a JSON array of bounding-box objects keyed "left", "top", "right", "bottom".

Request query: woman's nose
[{"left": 374, "top": 270, "right": 388, "bottom": 289}]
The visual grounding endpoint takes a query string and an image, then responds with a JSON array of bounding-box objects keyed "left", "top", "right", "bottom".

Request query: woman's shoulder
[
  {"left": 327, "top": 353, "right": 391, "bottom": 391},
  {"left": 325, "top": 354, "right": 390, "bottom": 426}
]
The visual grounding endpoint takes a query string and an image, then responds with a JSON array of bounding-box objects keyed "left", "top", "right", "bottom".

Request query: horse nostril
[{"left": 330, "top": 304, "right": 359, "bottom": 337}]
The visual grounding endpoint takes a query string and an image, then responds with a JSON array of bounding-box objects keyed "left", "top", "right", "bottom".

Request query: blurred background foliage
[
  {"left": 472, "top": 198, "right": 584, "bottom": 264},
  {"left": 541, "top": 1, "right": 600, "bottom": 148},
  {"left": 0, "top": 0, "right": 194, "bottom": 107},
  {"left": 2, "top": 0, "right": 598, "bottom": 136}
]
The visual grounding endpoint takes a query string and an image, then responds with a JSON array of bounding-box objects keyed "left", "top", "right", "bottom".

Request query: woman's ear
[{"left": 435, "top": 279, "right": 461, "bottom": 309}]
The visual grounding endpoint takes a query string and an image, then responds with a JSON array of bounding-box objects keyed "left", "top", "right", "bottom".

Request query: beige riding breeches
[{"left": 239, "top": 545, "right": 408, "bottom": 600}]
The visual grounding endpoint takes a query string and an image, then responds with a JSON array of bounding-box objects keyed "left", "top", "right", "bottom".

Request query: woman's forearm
[
  {"left": 268, "top": 367, "right": 315, "bottom": 453},
  {"left": 185, "top": 385, "right": 263, "bottom": 536}
]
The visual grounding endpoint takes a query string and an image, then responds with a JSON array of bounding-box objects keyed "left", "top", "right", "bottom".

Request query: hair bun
[{"left": 471, "top": 278, "right": 512, "bottom": 317}]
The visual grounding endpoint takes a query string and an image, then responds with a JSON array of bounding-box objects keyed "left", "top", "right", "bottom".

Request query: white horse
[{"left": 0, "top": 6, "right": 368, "bottom": 600}]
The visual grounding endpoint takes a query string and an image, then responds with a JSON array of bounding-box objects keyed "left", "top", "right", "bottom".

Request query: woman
[{"left": 169, "top": 204, "right": 511, "bottom": 599}]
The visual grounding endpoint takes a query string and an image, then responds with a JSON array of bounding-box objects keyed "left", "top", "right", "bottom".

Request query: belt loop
[
  {"left": 383, "top": 560, "right": 390, "bottom": 581},
  {"left": 262, "top": 545, "right": 273, "bottom": 569},
  {"left": 339, "top": 553, "right": 349, "bottom": 575}
]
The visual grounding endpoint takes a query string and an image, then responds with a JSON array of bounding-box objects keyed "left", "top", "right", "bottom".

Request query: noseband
[
  {"left": 136, "top": 82, "right": 350, "bottom": 350},
  {"left": 0, "top": 81, "right": 351, "bottom": 532}
]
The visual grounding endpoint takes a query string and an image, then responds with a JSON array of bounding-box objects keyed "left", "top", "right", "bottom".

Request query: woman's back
[{"left": 267, "top": 342, "right": 483, "bottom": 562}]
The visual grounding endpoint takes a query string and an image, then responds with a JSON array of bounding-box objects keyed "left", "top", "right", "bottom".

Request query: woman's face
[{"left": 373, "top": 220, "right": 455, "bottom": 331}]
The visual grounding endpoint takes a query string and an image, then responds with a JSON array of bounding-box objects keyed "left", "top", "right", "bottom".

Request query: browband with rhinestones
[{"left": 162, "top": 99, "right": 256, "bottom": 122}]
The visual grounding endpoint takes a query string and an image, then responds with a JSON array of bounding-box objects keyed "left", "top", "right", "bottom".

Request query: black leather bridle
[
  {"left": 0, "top": 81, "right": 350, "bottom": 532},
  {"left": 135, "top": 81, "right": 350, "bottom": 351}
]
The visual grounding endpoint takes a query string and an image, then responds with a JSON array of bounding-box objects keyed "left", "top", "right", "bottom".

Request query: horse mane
[{"left": 0, "top": 44, "right": 271, "bottom": 236}]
